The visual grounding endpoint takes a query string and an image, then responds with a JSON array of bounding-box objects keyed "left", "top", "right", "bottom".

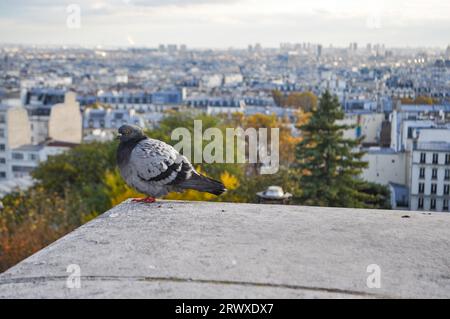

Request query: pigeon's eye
[{"left": 123, "top": 129, "right": 131, "bottom": 135}]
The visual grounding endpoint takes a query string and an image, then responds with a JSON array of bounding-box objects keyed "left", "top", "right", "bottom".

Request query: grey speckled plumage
[{"left": 116, "top": 124, "right": 226, "bottom": 198}]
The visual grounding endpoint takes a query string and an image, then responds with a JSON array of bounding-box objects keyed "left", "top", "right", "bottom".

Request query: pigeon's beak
[{"left": 116, "top": 133, "right": 122, "bottom": 140}]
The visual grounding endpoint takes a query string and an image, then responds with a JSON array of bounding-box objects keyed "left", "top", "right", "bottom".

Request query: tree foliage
[
  {"left": 295, "top": 91, "right": 388, "bottom": 208},
  {"left": 400, "top": 96, "right": 438, "bottom": 105},
  {"left": 0, "top": 107, "right": 390, "bottom": 271},
  {"left": 271, "top": 90, "right": 318, "bottom": 111},
  {"left": 1, "top": 142, "right": 119, "bottom": 271}
]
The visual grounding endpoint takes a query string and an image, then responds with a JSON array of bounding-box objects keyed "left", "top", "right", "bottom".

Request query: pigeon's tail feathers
[{"left": 179, "top": 173, "right": 226, "bottom": 196}]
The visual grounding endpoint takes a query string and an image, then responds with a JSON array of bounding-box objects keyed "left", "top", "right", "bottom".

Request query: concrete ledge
[{"left": 1, "top": 200, "right": 449, "bottom": 298}]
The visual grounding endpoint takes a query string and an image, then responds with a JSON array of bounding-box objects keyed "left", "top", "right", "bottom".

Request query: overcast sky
[{"left": 0, "top": 0, "right": 449, "bottom": 48}]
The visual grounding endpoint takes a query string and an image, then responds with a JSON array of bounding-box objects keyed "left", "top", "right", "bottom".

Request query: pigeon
[{"left": 116, "top": 124, "right": 226, "bottom": 203}]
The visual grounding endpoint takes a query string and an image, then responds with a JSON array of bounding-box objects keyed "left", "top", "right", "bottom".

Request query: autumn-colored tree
[
  {"left": 147, "top": 112, "right": 299, "bottom": 202},
  {"left": 227, "top": 112, "right": 245, "bottom": 126},
  {"left": 401, "top": 96, "right": 437, "bottom": 105},
  {"left": 0, "top": 187, "right": 85, "bottom": 272},
  {"left": 296, "top": 109, "right": 312, "bottom": 127},
  {"left": 165, "top": 167, "right": 241, "bottom": 202},
  {"left": 271, "top": 89, "right": 285, "bottom": 107},
  {"left": 285, "top": 92, "right": 318, "bottom": 111},
  {"left": 278, "top": 110, "right": 312, "bottom": 166},
  {"left": 400, "top": 97, "right": 414, "bottom": 104},
  {"left": 104, "top": 169, "right": 141, "bottom": 206},
  {"left": 1, "top": 141, "right": 121, "bottom": 271},
  {"left": 0, "top": 110, "right": 315, "bottom": 272},
  {"left": 240, "top": 114, "right": 281, "bottom": 174},
  {"left": 414, "top": 96, "right": 435, "bottom": 105}
]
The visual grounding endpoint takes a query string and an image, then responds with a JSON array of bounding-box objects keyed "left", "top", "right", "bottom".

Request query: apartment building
[
  {"left": 0, "top": 92, "right": 81, "bottom": 190},
  {"left": 27, "top": 91, "right": 82, "bottom": 145},
  {"left": 8, "top": 141, "right": 76, "bottom": 179},
  {"left": 186, "top": 97, "right": 245, "bottom": 115},
  {"left": 0, "top": 104, "right": 32, "bottom": 180},
  {"left": 409, "top": 129, "right": 450, "bottom": 212},
  {"left": 83, "top": 107, "right": 146, "bottom": 141},
  {"left": 97, "top": 88, "right": 186, "bottom": 111}
]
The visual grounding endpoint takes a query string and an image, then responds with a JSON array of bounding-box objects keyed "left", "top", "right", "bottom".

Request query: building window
[
  {"left": 0, "top": 128, "right": 4, "bottom": 138},
  {"left": 418, "top": 197, "right": 424, "bottom": 209},
  {"left": 431, "top": 183, "right": 437, "bottom": 194},
  {"left": 446, "top": 169, "right": 450, "bottom": 181},
  {"left": 0, "top": 115, "right": 5, "bottom": 124},
  {"left": 432, "top": 153, "right": 438, "bottom": 164},
  {"left": 12, "top": 166, "right": 34, "bottom": 173},
  {"left": 0, "top": 171, "right": 5, "bottom": 178},
  {"left": 419, "top": 167, "right": 425, "bottom": 179},
  {"left": 444, "top": 199, "right": 449, "bottom": 211},
  {"left": 12, "top": 153, "right": 24, "bottom": 160},
  {"left": 446, "top": 154, "right": 450, "bottom": 165},
  {"left": 0, "top": 157, "right": 5, "bottom": 164},
  {"left": 418, "top": 183, "right": 425, "bottom": 194},
  {"left": 432, "top": 168, "right": 438, "bottom": 180},
  {"left": 29, "top": 154, "right": 37, "bottom": 161},
  {"left": 420, "top": 152, "right": 426, "bottom": 163},
  {"left": 0, "top": 144, "right": 5, "bottom": 151},
  {"left": 430, "top": 198, "right": 436, "bottom": 210},
  {"left": 444, "top": 184, "right": 450, "bottom": 195}
]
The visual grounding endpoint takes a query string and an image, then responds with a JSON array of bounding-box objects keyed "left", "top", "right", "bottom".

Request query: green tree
[
  {"left": 295, "top": 91, "right": 374, "bottom": 208},
  {"left": 31, "top": 141, "right": 117, "bottom": 216},
  {"left": 356, "top": 182, "right": 390, "bottom": 209},
  {"left": 147, "top": 111, "right": 242, "bottom": 180}
]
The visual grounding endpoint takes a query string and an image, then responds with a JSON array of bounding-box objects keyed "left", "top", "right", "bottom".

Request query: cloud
[
  {"left": 0, "top": 0, "right": 449, "bottom": 47},
  {"left": 131, "top": 0, "right": 238, "bottom": 7}
]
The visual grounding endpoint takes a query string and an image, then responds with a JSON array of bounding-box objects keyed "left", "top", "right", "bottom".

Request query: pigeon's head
[{"left": 117, "top": 124, "right": 145, "bottom": 143}]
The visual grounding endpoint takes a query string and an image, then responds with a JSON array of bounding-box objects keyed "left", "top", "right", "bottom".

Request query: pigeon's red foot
[{"left": 132, "top": 197, "right": 156, "bottom": 203}]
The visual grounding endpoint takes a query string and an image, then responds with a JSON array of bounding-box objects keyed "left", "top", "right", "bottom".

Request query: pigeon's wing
[{"left": 129, "top": 138, "right": 193, "bottom": 186}]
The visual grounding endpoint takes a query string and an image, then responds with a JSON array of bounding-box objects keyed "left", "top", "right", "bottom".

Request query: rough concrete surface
[{"left": 0, "top": 200, "right": 449, "bottom": 298}]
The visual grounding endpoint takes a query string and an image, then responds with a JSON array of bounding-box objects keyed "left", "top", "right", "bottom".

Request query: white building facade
[{"left": 409, "top": 129, "right": 450, "bottom": 212}]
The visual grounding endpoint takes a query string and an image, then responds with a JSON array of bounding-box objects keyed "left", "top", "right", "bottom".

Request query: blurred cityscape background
[{"left": 0, "top": 0, "right": 449, "bottom": 272}]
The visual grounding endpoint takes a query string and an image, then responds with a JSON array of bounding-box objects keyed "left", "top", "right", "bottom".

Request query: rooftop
[
  {"left": 12, "top": 140, "right": 80, "bottom": 152},
  {"left": 416, "top": 142, "right": 450, "bottom": 151},
  {"left": 365, "top": 147, "right": 397, "bottom": 154},
  {"left": 0, "top": 200, "right": 449, "bottom": 298},
  {"left": 400, "top": 104, "right": 450, "bottom": 112},
  {"left": 12, "top": 144, "right": 45, "bottom": 152}
]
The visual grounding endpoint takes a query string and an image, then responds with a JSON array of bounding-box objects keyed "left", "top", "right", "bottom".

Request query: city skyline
[{"left": 0, "top": 0, "right": 450, "bottom": 48}]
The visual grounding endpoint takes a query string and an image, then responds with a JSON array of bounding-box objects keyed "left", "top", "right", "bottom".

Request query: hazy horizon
[{"left": 0, "top": 0, "right": 449, "bottom": 48}]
